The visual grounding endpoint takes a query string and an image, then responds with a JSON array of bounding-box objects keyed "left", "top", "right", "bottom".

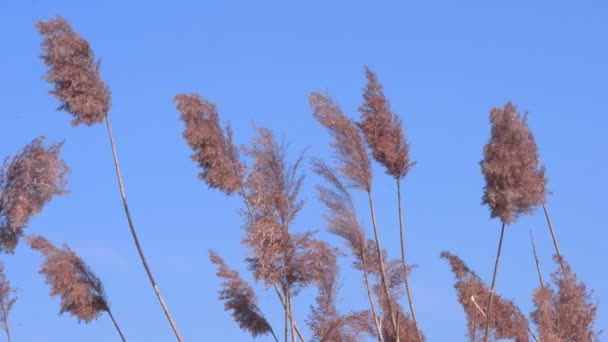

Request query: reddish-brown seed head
[
  {"left": 27, "top": 236, "right": 108, "bottom": 323},
  {"left": 0, "top": 138, "right": 69, "bottom": 253},
  {"left": 481, "top": 102, "right": 547, "bottom": 224},
  {"left": 37, "top": 17, "right": 111, "bottom": 126},
  {"left": 358, "top": 67, "right": 413, "bottom": 179},
  {"left": 174, "top": 93, "right": 244, "bottom": 195}
]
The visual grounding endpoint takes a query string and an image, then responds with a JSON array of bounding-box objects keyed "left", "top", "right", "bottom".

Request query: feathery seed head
[
  {"left": 37, "top": 17, "right": 111, "bottom": 126},
  {"left": 358, "top": 67, "right": 413, "bottom": 179},
  {"left": 481, "top": 102, "right": 547, "bottom": 224}
]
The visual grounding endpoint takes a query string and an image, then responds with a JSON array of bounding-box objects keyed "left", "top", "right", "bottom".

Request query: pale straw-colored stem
[
  {"left": 367, "top": 192, "right": 400, "bottom": 341},
  {"left": 483, "top": 222, "right": 506, "bottom": 342},
  {"left": 361, "top": 245, "right": 384, "bottom": 342},
  {"left": 105, "top": 117, "right": 183, "bottom": 341},
  {"left": 107, "top": 308, "right": 127, "bottom": 342},
  {"left": 396, "top": 179, "right": 422, "bottom": 342},
  {"left": 542, "top": 204, "right": 566, "bottom": 274},
  {"left": 529, "top": 230, "right": 545, "bottom": 288}
]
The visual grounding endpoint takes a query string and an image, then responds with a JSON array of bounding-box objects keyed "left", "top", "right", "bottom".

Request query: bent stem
[
  {"left": 107, "top": 308, "right": 127, "bottom": 342},
  {"left": 483, "top": 222, "right": 506, "bottom": 342},
  {"left": 105, "top": 117, "right": 183, "bottom": 341},
  {"left": 396, "top": 179, "right": 422, "bottom": 342},
  {"left": 367, "top": 192, "right": 400, "bottom": 342}
]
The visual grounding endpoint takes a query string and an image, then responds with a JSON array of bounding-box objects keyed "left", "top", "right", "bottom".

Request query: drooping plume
[
  {"left": 209, "top": 250, "right": 275, "bottom": 338},
  {"left": 358, "top": 67, "right": 413, "bottom": 179},
  {"left": 0, "top": 262, "right": 16, "bottom": 341},
  {"left": 242, "top": 128, "right": 304, "bottom": 287},
  {"left": 531, "top": 256, "right": 599, "bottom": 341},
  {"left": 310, "top": 92, "right": 372, "bottom": 192},
  {"left": 481, "top": 102, "right": 547, "bottom": 224},
  {"left": 37, "top": 17, "right": 111, "bottom": 126},
  {"left": 174, "top": 94, "right": 244, "bottom": 195},
  {"left": 27, "top": 235, "right": 109, "bottom": 323},
  {"left": 314, "top": 160, "right": 366, "bottom": 264},
  {"left": 441, "top": 252, "right": 530, "bottom": 342},
  {"left": 0, "top": 138, "right": 69, "bottom": 253}
]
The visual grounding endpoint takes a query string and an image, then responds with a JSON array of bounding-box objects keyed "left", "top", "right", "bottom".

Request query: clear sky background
[{"left": 1, "top": 1, "right": 607, "bottom": 341}]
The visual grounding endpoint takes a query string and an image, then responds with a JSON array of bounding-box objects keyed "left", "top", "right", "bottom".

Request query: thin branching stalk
[
  {"left": 542, "top": 204, "right": 566, "bottom": 274},
  {"left": 483, "top": 222, "right": 506, "bottom": 342},
  {"left": 105, "top": 117, "right": 182, "bottom": 341},
  {"left": 396, "top": 179, "right": 422, "bottom": 342},
  {"left": 529, "top": 230, "right": 545, "bottom": 288},
  {"left": 240, "top": 189, "right": 305, "bottom": 342},
  {"left": 367, "top": 192, "right": 400, "bottom": 341},
  {"left": 106, "top": 308, "right": 127, "bottom": 342},
  {"left": 287, "top": 289, "right": 296, "bottom": 342}
]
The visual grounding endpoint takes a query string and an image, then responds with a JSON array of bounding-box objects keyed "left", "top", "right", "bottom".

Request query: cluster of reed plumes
[{"left": 0, "top": 15, "right": 600, "bottom": 342}]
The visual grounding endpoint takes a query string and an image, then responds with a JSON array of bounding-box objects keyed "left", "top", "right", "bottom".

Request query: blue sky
[{"left": 1, "top": 1, "right": 607, "bottom": 341}]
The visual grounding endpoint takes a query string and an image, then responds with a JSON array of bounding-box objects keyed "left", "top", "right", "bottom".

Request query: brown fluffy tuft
[
  {"left": 358, "top": 67, "right": 413, "bottom": 179},
  {"left": 531, "top": 256, "right": 599, "bottom": 341},
  {"left": 310, "top": 92, "right": 372, "bottom": 192},
  {"left": 174, "top": 94, "right": 244, "bottom": 195},
  {"left": 209, "top": 250, "right": 274, "bottom": 338},
  {"left": 441, "top": 251, "right": 530, "bottom": 342},
  {"left": 0, "top": 138, "right": 69, "bottom": 253},
  {"left": 27, "top": 235, "right": 109, "bottom": 323},
  {"left": 481, "top": 102, "right": 547, "bottom": 224},
  {"left": 37, "top": 17, "right": 111, "bottom": 126}
]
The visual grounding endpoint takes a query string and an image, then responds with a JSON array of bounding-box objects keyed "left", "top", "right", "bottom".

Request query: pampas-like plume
[
  {"left": 441, "top": 252, "right": 530, "bottom": 342},
  {"left": 27, "top": 235, "right": 126, "bottom": 341},
  {"left": 242, "top": 128, "right": 304, "bottom": 286},
  {"left": 305, "top": 235, "right": 374, "bottom": 342},
  {"left": 0, "top": 262, "right": 16, "bottom": 342},
  {"left": 358, "top": 67, "right": 413, "bottom": 179},
  {"left": 174, "top": 94, "right": 244, "bottom": 195},
  {"left": 0, "top": 138, "right": 69, "bottom": 254},
  {"left": 27, "top": 235, "right": 107, "bottom": 322},
  {"left": 531, "top": 256, "right": 599, "bottom": 341},
  {"left": 209, "top": 250, "right": 277, "bottom": 341},
  {"left": 481, "top": 102, "right": 547, "bottom": 225},
  {"left": 37, "top": 17, "right": 111, "bottom": 126},
  {"left": 310, "top": 92, "right": 372, "bottom": 192}
]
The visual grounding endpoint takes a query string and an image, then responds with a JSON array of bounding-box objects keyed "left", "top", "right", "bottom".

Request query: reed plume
[
  {"left": 358, "top": 67, "right": 421, "bottom": 341},
  {"left": 358, "top": 67, "right": 413, "bottom": 180},
  {"left": 314, "top": 160, "right": 383, "bottom": 340},
  {"left": 0, "top": 137, "right": 69, "bottom": 254},
  {"left": 209, "top": 250, "right": 278, "bottom": 341},
  {"left": 27, "top": 235, "right": 126, "bottom": 341},
  {"left": 481, "top": 102, "right": 547, "bottom": 225},
  {"left": 37, "top": 17, "right": 110, "bottom": 126},
  {"left": 311, "top": 91, "right": 399, "bottom": 339},
  {"left": 531, "top": 256, "right": 599, "bottom": 342},
  {"left": 37, "top": 17, "right": 181, "bottom": 340},
  {"left": 174, "top": 94, "right": 244, "bottom": 195},
  {"left": 480, "top": 102, "right": 547, "bottom": 342},
  {"left": 441, "top": 252, "right": 530, "bottom": 342},
  {"left": 307, "top": 241, "right": 374, "bottom": 342},
  {"left": 0, "top": 263, "right": 16, "bottom": 342}
]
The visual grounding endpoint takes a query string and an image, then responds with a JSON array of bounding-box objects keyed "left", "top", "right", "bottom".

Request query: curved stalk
[
  {"left": 105, "top": 117, "right": 183, "bottom": 341},
  {"left": 483, "top": 222, "right": 506, "bottom": 342},
  {"left": 396, "top": 180, "right": 422, "bottom": 342},
  {"left": 367, "top": 192, "right": 399, "bottom": 342}
]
